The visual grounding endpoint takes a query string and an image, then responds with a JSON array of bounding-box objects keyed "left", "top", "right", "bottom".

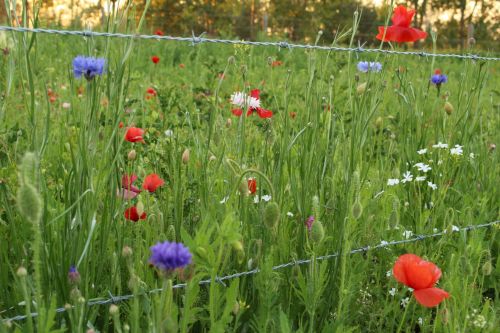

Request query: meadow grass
[{"left": 0, "top": 4, "right": 499, "bottom": 333}]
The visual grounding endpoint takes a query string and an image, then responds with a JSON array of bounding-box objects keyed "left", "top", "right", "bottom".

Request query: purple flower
[
  {"left": 73, "top": 56, "right": 106, "bottom": 80},
  {"left": 357, "top": 61, "right": 382, "bottom": 73},
  {"left": 149, "top": 241, "right": 192, "bottom": 271},
  {"left": 305, "top": 216, "right": 315, "bottom": 231},
  {"left": 68, "top": 265, "right": 80, "bottom": 284},
  {"left": 430, "top": 74, "right": 447, "bottom": 85}
]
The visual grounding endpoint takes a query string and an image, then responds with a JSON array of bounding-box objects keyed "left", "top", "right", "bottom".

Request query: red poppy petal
[
  {"left": 393, "top": 254, "right": 420, "bottom": 285},
  {"left": 256, "top": 108, "right": 273, "bottom": 118},
  {"left": 392, "top": 5, "right": 415, "bottom": 27},
  {"left": 413, "top": 288, "right": 449, "bottom": 307},
  {"left": 231, "top": 108, "right": 243, "bottom": 116},
  {"left": 377, "top": 26, "right": 427, "bottom": 43},
  {"left": 250, "top": 89, "right": 260, "bottom": 99},
  {"left": 405, "top": 261, "right": 437, "bottom": 290}
]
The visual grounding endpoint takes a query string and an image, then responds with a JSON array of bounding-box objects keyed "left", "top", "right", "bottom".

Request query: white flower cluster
[{"left": 230, "top": 92, "right": 260, "bottom": 108}]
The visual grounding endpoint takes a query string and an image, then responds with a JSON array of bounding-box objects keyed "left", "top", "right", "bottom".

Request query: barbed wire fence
[
  {"left": 2, "top": 220, "right": 499, "bottom": 323},
  {"left": 0, "top": 24, "right": 499, "bottom": 324},
  {"left": 0, "top": 26, "right": 499, "bottom": 61}
]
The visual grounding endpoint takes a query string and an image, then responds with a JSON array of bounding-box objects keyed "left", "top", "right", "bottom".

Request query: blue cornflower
[
  {"left": 68, "top": 265, "right": 80, "bottom": 284},
  {"left": 430, "top": 69, "right": 447, "bottom": 86},
  {"left": 73, "top": 55, "right": 106, "bottom": 80},
  {"left": 149, "top": 241, "right": 192, "bottom": 271},
  {"left": 357, "top": 61, "right": 382, "bottom": 73}
]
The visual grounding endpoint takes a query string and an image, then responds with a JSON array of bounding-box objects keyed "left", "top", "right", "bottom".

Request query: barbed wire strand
[
  {"left": 2, "top": 220, "right": 498, "bottom": 323},
  {"left": 0, "top": 26, "right": 499, "bottom": 61}
]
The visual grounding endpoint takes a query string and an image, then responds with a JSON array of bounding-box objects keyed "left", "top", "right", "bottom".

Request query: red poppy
[
  {"left": 271, "top": 60, "right": 283, "bottom": 67},
  {"left": 290, "top": 112, "right": 297, "bottom": 119},
  {"left": 124, "top": 206, "right": 146, "bottom": 222},
  {"left": 376, "top": 6, "right": 427, "bottom": 43},
  {"left": 155, "top": 29, "right": 164, "bottom": 36},
  {"left": 393, "top": 254, "right": 450, "bottom": 307},
  {"left": 434, "top": 69, "right": 441, "bottom": 75},
  {"left": 119, "top": 121, "right": 124, "bottom": 128},
  {"left": 125, "top": 127, "right": 145, "bottom": 143},
  {"left": 146, "top": 87, "right": 157, "bottom": 96},
  {"left": 143, "top": 173, "right": 165, "bottom": 193},
  {"left": 247, "top": 178, "right": 257, "bottom": 195},
  {"left": 230, "top": 89, "right": 273, "bottom": 119},
  {"left": 151, "top": 56, "right": 160, "bottom": 64},
  {"left": 179, "top": 63, "right": 185, "bottom": 69}
]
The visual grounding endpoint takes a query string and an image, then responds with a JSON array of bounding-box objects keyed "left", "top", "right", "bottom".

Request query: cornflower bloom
[
  {"left": 357, "top": 61, "right": 382, "bottom": 73},
  {"left": 73, "top": 56, "right": 106, "bottom": 80},
  {"left": 149, "top": 241, "right": 192, "bottom": 271}
]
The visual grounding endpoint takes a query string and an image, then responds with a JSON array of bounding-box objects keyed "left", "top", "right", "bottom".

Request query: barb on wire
[
  {"left": 0, "top": 26, "right": 499, "bottom": 61},
  {"left": 2, "top": 220, "right": 498, "bottom": 323}
]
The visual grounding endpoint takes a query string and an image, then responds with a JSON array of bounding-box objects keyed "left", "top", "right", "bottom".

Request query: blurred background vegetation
[{"left": 1, "top": 0, "right": 499, "bottom": 51}]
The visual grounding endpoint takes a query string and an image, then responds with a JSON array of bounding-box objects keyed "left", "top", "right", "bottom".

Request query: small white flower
[
  {"left": 387, "top": 178, "right": 400, "bottom": 186},
  {"left": 450, "top": 144, "right": 463, "bottom": 156},
  {"left": 164, "top": 129, "right": 173, "bottom": 137},
  {"left": 433, "top": 228, "right": 438, "bottom": 232},
  {"left": 380, "top": 240, "right": 389, "bottom": 247},
  {"left": 219, "top": 196, "right": 229, "bottom": 204},
  {"left": 417, "top": 148, "right": 427, "bottom": 155},
  {"left": 286, "top": 212, "right": 294, "bottom": 217},
  {"left": 469, "top": 152, "right": 475, "bottom": 159},
  {"left": 402, "top": 230, "right": 413, "bottom": 239},
  {"left": 389, "top": 288, "right": 397, "bottom": 297},
  {"left": 253, "top": 195, "right": 260, "bottom": 204},
  {"left": 62, "top": 102, "right": 71, "bottom": 109},
  {"left": 386, "top": 270, "right": 392, "bottom": 277},
  {"left": 407, "top": 287, "right": 414, "bottom": 292},
  {"left": 415, "top": 176, "right": 426, "bottom": 182},
  {"left": 429, "top": 201, "right": 434, "bottom": 208},
  {"left": 418, "top": 317, "right": 424, "bottom": 325},
  {"left": 432, "top": 142, "right": 448, "bottom": 149},
  {"left": 401, "top": 171, "right": 413, "bottom": 183},
  {"left": 427, "top": 182, "right": 437, "bottom": 190},
  {"left": 437, "top": 160, "right": 443, "bottom": 165},
  {"left": 230, "top": 91, "right": 260, "bottom": 108},
  {"left": 451, "top": 225, "right": 460, "bottom": 232},
  {"left": 414, "top": 163, "right": 431, "bottom": 173},
  {"left": 261, "top": 194, "right": 272, "bottom": 202},
  {"left": 400, "top": 297, "right": 410, "bottom": 308}
]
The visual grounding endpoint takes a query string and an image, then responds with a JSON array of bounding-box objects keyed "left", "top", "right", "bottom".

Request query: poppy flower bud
[
  {"left": 375, "top": 116, "right": 383, "bottom": 129},
  {"left": 20, "top": 152, "right": 38, "bottom": 186},
  {"left": 444, "top": 101, "right": 454, "bottom": 115},
  {"left": 182, "top": 149, "right": 190, "bottom": 164},
  {"left": 127, "top": 149, "right": 137, "bottom": 160},
  {"left": 240, "top": 65, "right": 247, "bottom": 74},
  {"left": 232, "top": 301, "right": 240, "bottom": 315},
  {"left": 310, "top": 220, "right": 325, "bottom": 243},
  {"left": 238, "top": 180, "right": 249, "bottom": 196},
  {"left": 227, "top": 56, "right": 235, "bottom": 64},
  {"left": 482, "top": 261, "right": 492, "bottom": 276},
  {"left": 263, "top": 202, "right": 280, "bottom": 229},
  {"left": 122, "top": 246, "right": 133, "bottom": 257},
  {"left": 232, "top": 241, "right": 245, "bottom": 264},
  {"left": 226, "top": 118, "right": 232, "bottom": 128},
  {"left": 167, "top": 224, "right": 176, "bottom": 241},
  {"left": 109, "top": 304, "right": 119, "bottom": 315},
  {"left": 351, "top": 199, "right": 363, "bottom": 220},
  {"left": 16, "top": 266, "right": 27, "bottom": 277},
  {"left": 357, "top": 82, "right": 367, "bottom": 94},
  {"left": 318, "top": 30, "right": 323, "bottom": 36},
  {"left": 209, "top": 155, "right": 217, "bottom": 162},
  {"left": 196, "top": 246, "right": 207, "bottom": 259},
  {"left": 136, "top": 201, "right": 145, "bottom": 216},
  {"left": 70, "top": 287, "right": 82, "bottom": 301},
  {"left": 267, "top": 57, "right": 273, "bottom": 66},
  {"left": 17, "top": 183, "right": 42, "bottom": 225}
]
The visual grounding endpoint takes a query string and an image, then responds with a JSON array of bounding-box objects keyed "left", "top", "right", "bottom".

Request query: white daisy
[
  {"left": 417, "top": 148, "right": 427, "bottom": 155},
  {"left": 432, "top": 142, "right": 448, "bottom": 149},
  {"left": 450, "top": 144, "right": 463, "bottom": 156},
  {"left": 164, "top": 129, "right": 173, "bottom": 137},
  {"left": 387, "top": 178, "right": 400, "bottom": 186},
  {"left": 389, "top": 288, "right": 397, "bottom": 297},
  {"left": 415, "top": 176, "right": 426, "bottom": 182},
  {"left": 427, "top": 182, "right": 437, "bottom": 190},
  {"left": 261, "top": 194, "right": 272, "bottom": 202},
  {"left": 414, "top": 163, "right": 431, "bottom": 173},
  {"left": 401, "top": 171, "right": 413, "bottom": 183}
]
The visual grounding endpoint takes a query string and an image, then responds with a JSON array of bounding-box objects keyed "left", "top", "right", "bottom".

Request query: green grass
[{"left": 0, "top": 6, "right": 499, "bottom": 333}]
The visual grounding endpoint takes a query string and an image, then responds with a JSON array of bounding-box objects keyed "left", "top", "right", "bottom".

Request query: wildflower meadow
[{"left": 0, "top": 2, "right": 499, "bottom": 332}]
